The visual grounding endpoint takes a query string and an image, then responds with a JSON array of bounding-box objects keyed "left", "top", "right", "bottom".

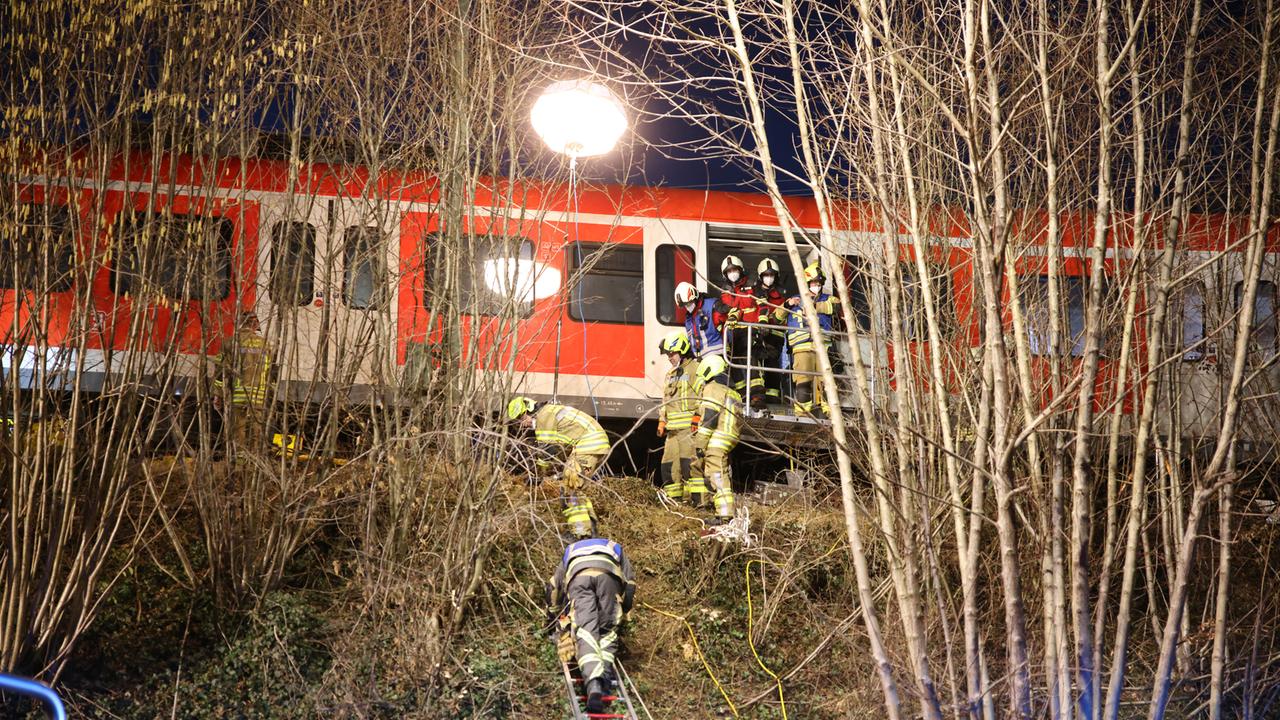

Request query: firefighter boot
[{"left": 585, "top": 678, "right": 607, "bottom": 713}]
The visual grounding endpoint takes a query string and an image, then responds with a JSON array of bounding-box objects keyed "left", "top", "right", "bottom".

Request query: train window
[
  {"left": 342, "top": 226, "right": 386, "bottom": 310},
  {"left": 1023, "top": 276, "right": 1086, "bottom": 356},
  {"left": 1234, "top": 280, "right": 1278, "bottom": 355},
  {"left": 899, "top": 263, "right": 955, "bottom": 340},
  {"left": 655, "top": 244, "right": 696, "bottom": 326},
  {"left": 270, "top": 222, "right": 315, "bottom": 306},
  {"left": 705, "top": 243, "right": 798, "bottom": 298},
  {"left": 1181, "top": 283, "right": 1206, "bottom": 361},
  {"left": 567, "top": 242, "right": 643, "bottom": 325},
  {"left": 112, "top": 211, "right": 232, "bottom": 301},
  {"left": 1, "top": 203, "right": 75, "bottom": 292},
  {"left": 453, "top": 235, "right": 535, "bottom": 317},
  {"left": 841, "top": 256, "right": 872, "bottom": 333}
]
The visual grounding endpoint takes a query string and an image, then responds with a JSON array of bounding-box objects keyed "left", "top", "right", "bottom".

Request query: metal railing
[
  {"left": 716, "top": 319, "right": 863, "bottom": 413},
  {"left": 0, "top": 673, "right": 67, "bottom": 720}
]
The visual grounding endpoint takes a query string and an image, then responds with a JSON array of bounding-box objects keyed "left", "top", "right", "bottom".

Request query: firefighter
[
  {"left": 214, "top": 311, "right": 273, "bottom": 452},
  {"left": 507, "top": 397, "right": 611, "bottom": 538},
  {"left": 775, "top": 262, "right": 840, "bottom": 419},
  {"left": 718, "top": 256, "right": 765, "bottom": 410},
  {"left": 752, "top": 258, "right": 788, "bottom": 409},
  {"left": 674, "top": 281, "right": 727, "bottom": 358},
  {"left": 547, "top": 535, "right": 636, "bottom": 713},
  {"left": 656, "top": 330, "right": 701, "bottom": 502},
  {"left": 692, "top": 354, "right": 742, "bottom": 525}
]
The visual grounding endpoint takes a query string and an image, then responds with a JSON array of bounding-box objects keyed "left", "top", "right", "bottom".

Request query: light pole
[{"left": 530, "top": 80, "right": 627, "bottom": 404}]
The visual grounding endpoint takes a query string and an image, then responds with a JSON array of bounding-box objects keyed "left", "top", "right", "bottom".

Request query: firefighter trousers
[
  {"left": 704, "top": 438, "right": 738, "bottom": 519},
  {"left": 660, "top": 428, "right": 694, "bottom": 500},
  {"left": 567, "top": 569, "right": 624, "bottom": 682},
  {"left": 791, "top": 349, "right": 826, "bottom": 416},
  {"left": 687, "top": 433, "right": 710, "bottom": 507}
]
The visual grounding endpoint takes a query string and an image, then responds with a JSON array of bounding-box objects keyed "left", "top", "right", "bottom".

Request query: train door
[
  {"left": 256, "top": 193, "right": 327, "bottom": 396},
  {"left": 643, "top": 218, "right": 701, "bottom": 396},
  {"left": 328, "top": 198, "right": 401, "bottom": 390}
]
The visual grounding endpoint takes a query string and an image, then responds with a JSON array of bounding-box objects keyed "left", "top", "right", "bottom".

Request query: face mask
[
  {"left": 684, "top": 302, "right": 696, "bottom": 312},
  {"left": 809, "top": 283, "right": 823, "bottom": 295},
  {"left": 762, "top": 274, "right": 776, "bottom": 287},
  {"left": 726, "top": 270, "right": 741, "bottom": 283}
]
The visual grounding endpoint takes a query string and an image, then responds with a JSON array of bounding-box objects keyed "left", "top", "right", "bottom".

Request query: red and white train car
[{"left": 3, "top": 151, "right": 1278, "bottom": 445}]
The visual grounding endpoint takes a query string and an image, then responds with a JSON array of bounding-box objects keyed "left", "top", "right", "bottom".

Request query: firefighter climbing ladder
[{"left": 558, "top": 654, "right": 643, "bottom": 720}]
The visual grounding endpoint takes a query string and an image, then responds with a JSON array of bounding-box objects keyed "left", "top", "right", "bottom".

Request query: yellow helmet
[
  {"left": 659, "top": 330, "right": 691, "bottom": 356},
  {"left": 697, "top": 354, "right": 729, "bottom": 385},
  {"left": 506, "top": 396, "right": 536, "bottom": 421},
  {"left": 803, "top": 262, "right": 826, "bottom": 285}
]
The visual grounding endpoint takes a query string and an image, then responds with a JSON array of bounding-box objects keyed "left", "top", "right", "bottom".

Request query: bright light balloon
[
  {"left": 531, "top": 80, "right": 628, "bottom": 158},
  {"left": 482, "top": 258, "right": 561, "bottom": 304}
]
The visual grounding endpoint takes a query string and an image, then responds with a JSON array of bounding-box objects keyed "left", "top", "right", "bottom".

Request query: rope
[
  {"left": 640, "top": 602, "right": 739, "bottom": 717},
  {"left": 745, "top": 559, "right": 787, "bottom": 719}
]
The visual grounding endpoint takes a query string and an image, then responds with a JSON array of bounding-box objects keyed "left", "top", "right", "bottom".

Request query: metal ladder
[{"left": 558, "top": 655, "right": 640, "bottom": 720}]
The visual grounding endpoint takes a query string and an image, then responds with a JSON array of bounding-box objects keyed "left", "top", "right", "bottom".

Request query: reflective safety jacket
[
  {"left": 549, "top": 537, "right": 637, "bottom": 613},
  {"left": 659, "top": 357, "right": 700, "bottom": 431},
  {"left": 685, "top": 296, "right": 727, "bottom": 357},
  {"left": 215, "top": 329, "right": 272, "bottom": 406},
  {"left": 753, "top": 283, "right": 787, "bottom": 334},
  {"left": 775, "top": 293, "right": 839, "bottom": 353},
  {"left": 697, "top": 380, "right": 743, "bottom": 452},
  {"left": 534, "top": 403, "right": 611, "bottom": 456},
  {"left": 720, "top": 277, "right": 760, "bottom": 323}
]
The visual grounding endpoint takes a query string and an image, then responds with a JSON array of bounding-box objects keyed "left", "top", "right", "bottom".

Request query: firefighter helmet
[
  {"left": 720, "top": 255, "right": 745, "bottom": 277},
  {"left": 506, "top": 396, "right": 536, "bottom": 421},
  {"left": 674, "top": 282, "right": 698, "bottom": 305},
  {"left": 697, "top": 354, "right": 729, "bottom": 385},
  {"left": 659, "top": 330, "right": 692, "bottom": 356},
  {"left": 757, "top": 258, "right": 780, "bottom": 276},
  {"left": 803, "top": 262, "right": 826, "bottom": 284}
]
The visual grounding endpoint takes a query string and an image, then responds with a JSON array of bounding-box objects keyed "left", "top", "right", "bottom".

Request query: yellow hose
[
  {"left": 745, "top": 559, "right": 788, "bottom": 719},
  {"left": 640, "top": 602, "right": 739, "bottom": 717}
]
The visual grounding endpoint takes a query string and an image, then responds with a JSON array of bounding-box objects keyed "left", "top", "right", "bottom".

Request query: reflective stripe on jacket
[
  {"left": 776, "top": 294, "right": 838, "bottom": 352},
  {"left": 659, "top": 357, "right": 700, "bottom": 430},
  {"left": 534, "top": 404, "right": 610, "bottom": 455},
  {"left": 549, "top": 537, "right": 637, "bottom": 614},
  {"left": 215, "top": 330, "right": 272, "bottom": 406},
  {"left": 697, "top": 380, "right": 742, "bottom": 451},
  {"left": 685, "top": 297, "right": 725, "bottom": 356}
]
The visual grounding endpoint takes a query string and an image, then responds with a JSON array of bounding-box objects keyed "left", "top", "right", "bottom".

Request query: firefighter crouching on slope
[
  {"left": 674, "top": 281, "right": 728, "bottom": 359},
  {"left": 718, "top": 255, "right": 766, "bottom": 410},
  {"left": 752, "top": 258, "right": 788, "bottom": 410},
  {"left": 691, "top": 354, "right": 742, "bottom": 526},
  {"left": 214, "top": 311, "right": 273, "bottom": 453},
  {"left": 656, "top": 330, "right": 701, "bottom": 503},
  {"left": 547, "top": 535, "right": 636, "bottom": 713},
  {"left": 775, "top": 262, "right": 840, "bottom": 419},
  {"left": 507, "top": 397, "right": 610, "bottom": 538}
]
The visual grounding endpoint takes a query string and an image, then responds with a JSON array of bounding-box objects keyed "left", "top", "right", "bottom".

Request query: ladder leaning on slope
[{"left": 557, "top": 652, "right": 643, "bottom": 720}]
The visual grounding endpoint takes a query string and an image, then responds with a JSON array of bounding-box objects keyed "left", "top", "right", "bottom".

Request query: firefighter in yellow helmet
[
  {"left": 775, "top": 262, "right": 840, "bottom": 418},
  {"left": 214, "top": 311, "right": 274, "bottom": 453},
  {"left": 507, "top": 396, "right": 611, "bottom": 537},
  {"left": 691, "top": 354, "right": 742, "bottom": 525},
  {"left": 656, "top": 330, "right": 700, "bottom": 502}
]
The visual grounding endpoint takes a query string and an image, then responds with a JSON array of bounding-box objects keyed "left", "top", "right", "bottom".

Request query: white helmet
[
  {"left": 674, "top": 281, "right": 699, "bottom": 305},
  {"left": 720, "top": 255, "right": 745, "bottom": 277},
  {"left": 757, "top": 258, "right": 780, "bottom": 276}
]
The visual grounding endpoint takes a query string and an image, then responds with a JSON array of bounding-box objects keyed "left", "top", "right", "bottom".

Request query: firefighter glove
[
  {"left": 556, "top": 630, "right": 576, "bottom": 663},
  {"left": 656, "top": 420, "right": 666, "bottom": 437}
]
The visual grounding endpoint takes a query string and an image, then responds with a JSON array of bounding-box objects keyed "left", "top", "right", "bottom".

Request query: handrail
[
  {"left": 719, "top": 319, "right": 859, "bottom": 385},
  {"left": 0, "top": 673, "right": 67, "bottom": 720}
]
